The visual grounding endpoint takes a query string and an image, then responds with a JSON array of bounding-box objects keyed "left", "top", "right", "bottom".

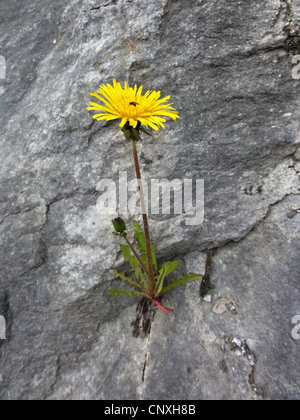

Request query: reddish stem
[{"left": 153, "top": 299, "right": 174, "bottom": 314}]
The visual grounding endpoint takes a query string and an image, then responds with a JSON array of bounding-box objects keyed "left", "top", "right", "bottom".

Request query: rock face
[{"left": 0, "top": 0, "right": 299, "bottom": 400}]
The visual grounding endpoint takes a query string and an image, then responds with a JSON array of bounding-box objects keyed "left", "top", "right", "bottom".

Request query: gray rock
[
  {"left": 0, "top": 0, "right": 299, "bottom": 400},
  {"left": 30, "top": 195, "right": 300, "bottom": 400}
]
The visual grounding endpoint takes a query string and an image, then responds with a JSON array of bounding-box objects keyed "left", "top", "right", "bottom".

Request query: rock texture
[{"left": 0, "top": 0, "right": 299, "bottom": 400}]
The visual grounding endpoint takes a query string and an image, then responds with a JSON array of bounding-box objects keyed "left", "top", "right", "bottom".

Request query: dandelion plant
[{"left": 87, "top": 80, "right": 202, "bottom": 314}]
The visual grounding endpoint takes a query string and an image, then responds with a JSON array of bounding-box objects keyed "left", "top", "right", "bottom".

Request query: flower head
[{"left": 87, "top": 79, "right": 180, "bottom": 132}]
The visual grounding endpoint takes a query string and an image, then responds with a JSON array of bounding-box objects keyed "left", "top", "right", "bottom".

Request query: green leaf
[
  {"left": 159, "top": 260, "right": 179, "bottom": 280},
  {"left": 129, "top": 256, "right": 139, "bottom": 269},
  {"left": 120, "top": 244, "right": 145, "bottom": 280},
  {"left": 135, "top": 232, "right": 146, "bottom": 252},
  {"left": 135, "top": 266, "right": 143, "bottom": 281},
  {"left": 159, "top": 272, "right": 203, "bottom": 296},
  {"left": 110, "top": 269, "right": 149, "bottom": 295},
  {"left": 155, "top": 260, "right": 179, "bottom": 295},
  {"left": 106, "top": 288, "right": 144, "bottom": 298},
  {"left": 120, "top": 244, "right": 131, "bottom": 261},
  {"left": 133, "top": 220, "right": 143, "bottom": 234}
]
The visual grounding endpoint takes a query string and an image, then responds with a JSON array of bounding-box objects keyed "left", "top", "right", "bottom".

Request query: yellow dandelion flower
[{"left": 86, "top": 79, "right": 180, "bottom": 132}]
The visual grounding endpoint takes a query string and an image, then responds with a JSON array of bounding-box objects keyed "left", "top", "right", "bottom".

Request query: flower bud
[{"left": 112, "top": 217, "right": 127, "bottom": 235}]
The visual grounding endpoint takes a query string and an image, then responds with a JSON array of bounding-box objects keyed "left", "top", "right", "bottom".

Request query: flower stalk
[{"left": 131, "top": 139, "right": 155, "bottom": 298}]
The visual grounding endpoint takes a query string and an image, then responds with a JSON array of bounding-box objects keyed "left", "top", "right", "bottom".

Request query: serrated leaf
[
  {"left": 159, "top": 272, "right": 203, "bottom": 296},
  {"left": 110, "top": 269, "right": 149, "bottom": 295},
  {"left": 129, "top": 256, "right": 139, "bottom": 269},
  {"left": 135, "top": 266, "right": 142, "bottom": 281},
  {"left": 106, "top": 288, "right": 144, "bottom": 298},
  {"left": 119, "top": 244, "right": 146, "bottom": 282}
]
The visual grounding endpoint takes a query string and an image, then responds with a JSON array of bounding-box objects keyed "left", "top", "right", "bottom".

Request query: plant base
[{"left": 131, "top": 298, "right": 156, "bottom": 338}]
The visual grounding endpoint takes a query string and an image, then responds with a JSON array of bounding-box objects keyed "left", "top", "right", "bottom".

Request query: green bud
[
  {"left": 112, "top": 217, "right": 127, "bottom": 235},
  {"left": 122, "top": 129, "right": 135, "bottom": 141},
  {"left": 121, "top": 121, "right": 142, "bottom": 141}
]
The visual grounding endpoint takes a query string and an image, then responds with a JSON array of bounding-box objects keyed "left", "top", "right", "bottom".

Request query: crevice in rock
[
  {"left": 0, "top": 188, "right": 98, "bottom": 226},
  {"left": 0, "top": 204, "right": 45, "bottom": 226},
  {"left": 203, "top": 187, "right": 299, "bottom": 257},
  {"left": 47, "top": 356, "right": 61, "bottom": 398},
  {"left": 45, "top": 187, "right": 99, "bottom": 211},
  {"left": 248, "top": 365, "right": 267, "bottom": 398},
  {"left": 141, "top": 333, "right": 151, "bottom": 384},
  {"left": 224, "top": 337, "right": 267, "bottom": 398},
  {"left": 87, "top": 0, "right": 118, "bottom": 12},
  {"left": 281, "top": 0, "right": 300, "bottom": 53},
  {"left": 140, "top": 305, "right": 154, "bottom": 384},
  {"left": 200, "top": 250, "right": 214, "bottom": 302}
]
